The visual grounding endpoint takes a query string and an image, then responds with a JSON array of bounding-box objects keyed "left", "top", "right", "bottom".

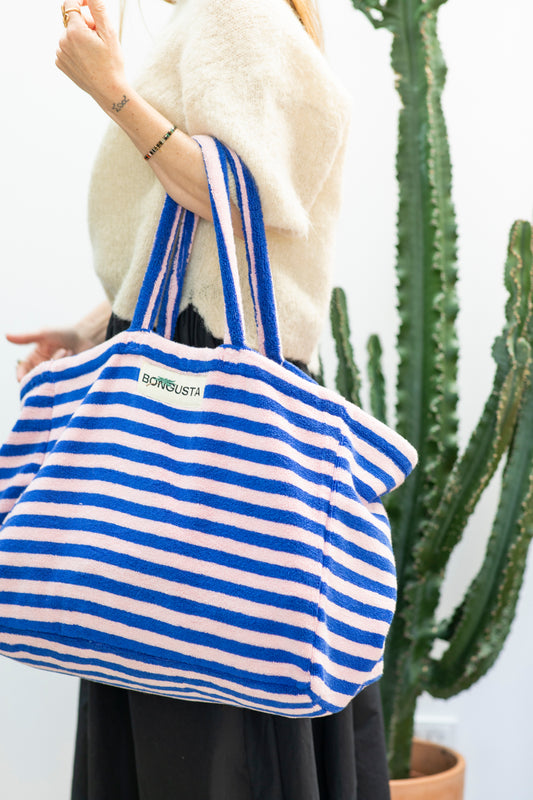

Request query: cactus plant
[{"left": 329, "top": 0, "right": 533, "bottom": 780}]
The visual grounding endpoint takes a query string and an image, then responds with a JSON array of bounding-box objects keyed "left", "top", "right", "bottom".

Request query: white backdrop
[{"left": 0, "top": 1, "right": 531, "bottom": 797}]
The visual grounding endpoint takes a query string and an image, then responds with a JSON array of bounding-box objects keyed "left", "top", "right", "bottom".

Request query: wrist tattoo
[{"left": 112, "top": 95, "right": 130, "bottom": 114}]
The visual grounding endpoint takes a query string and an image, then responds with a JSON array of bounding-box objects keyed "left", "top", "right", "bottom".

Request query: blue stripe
[
  {"left": 0, "top": 461, "right": 40, "bottom": 481},
  {"left": 336, "top": 451, "right": 397, "bottom": 498},
  {"left": 20, "top": 345, "right": 115, "bottom": 402},
  {"left": 0, "top": 486, "right": 29, "bottom": 502},
  {"left": 311, "top": 631, "right": 385, "bottom": 670},
  {"left": 0, "top": 542, "right": 321, "bottom": 610},
  {"left": 13, "top": 414, "right": 73, "bottom": 434},
  {"left": 322, "top": 555, "right": 396, "bottom": 599},
  {"left": 317, "top": 611, "right": 385, "bottom": 648},
  {"left": 326, "top": 530, "right": 395, "bottom": 575},
  {"left": 329, "top": 506, "right": 394, "bottom": 553},
  {"left": 319, "top": 581, "right": 395, "bottom": 625},
  {"left": 68, "top": 350, "right": 412, "bottom": 478},
  {"left": 310, "top": 660, "right": 381, "bottom": 694},
  {"left": 0, "top": 442, "right": 49, "bottom": 458},
  {"left": 24, "top": 393, "right": 68, "bottom": 409},
  {"left": 207, "top": 383, "right": 329, "bottom": 436},
  {"left": 26, "top": 385, "right": 89, "bottom": 410}
]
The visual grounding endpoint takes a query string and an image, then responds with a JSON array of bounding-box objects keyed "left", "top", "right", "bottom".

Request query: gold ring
[{"left": 62, "top": 6, "right": 82, "bottom": 27}]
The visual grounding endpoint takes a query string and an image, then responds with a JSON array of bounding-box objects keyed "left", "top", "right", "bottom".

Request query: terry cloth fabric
[
  {"left": 70, "top": 307, "right": 392, "bottom": 800},
  {"left": 88, "top": 0, "right": 351, "bottom": 371}
]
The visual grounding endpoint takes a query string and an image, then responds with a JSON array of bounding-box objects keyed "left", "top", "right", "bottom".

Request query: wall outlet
[{"left": 414, "top": 715, "right": 458, "bottom": 749}]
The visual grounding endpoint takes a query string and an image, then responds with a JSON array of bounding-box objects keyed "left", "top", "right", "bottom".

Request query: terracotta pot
[{"left": 389, "top": 739, "right": 466, "bottom": 800}]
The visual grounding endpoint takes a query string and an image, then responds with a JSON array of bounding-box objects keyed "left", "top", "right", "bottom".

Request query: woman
[{"left": 9, "top": 1, "right": 391, "bottom": 797}]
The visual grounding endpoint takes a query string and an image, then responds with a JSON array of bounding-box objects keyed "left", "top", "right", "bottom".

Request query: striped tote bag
[{"left": 0, "top": 137, "right": 417, "bottom": 717}]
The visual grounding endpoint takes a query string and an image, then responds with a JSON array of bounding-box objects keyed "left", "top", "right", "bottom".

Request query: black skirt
[{"left": 70, "top": 307, "right": 391, "bottom": 800}]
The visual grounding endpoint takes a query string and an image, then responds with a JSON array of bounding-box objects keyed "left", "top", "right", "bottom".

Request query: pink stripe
[
  {"left": 74, "top": 353, "right": 406, "bottom": 490},
  {"left": 0, "top": 647, "right": 315, "bottom": 710},
  {"left": 314, "top": 622, "right": 383, "bottom": 663},
  {"left": 76, "top": 388, "right": 340, "bottom": 468},
  {"left": 325, "top": 539, "right": 396, "bottom": 588},
  {"left": 67, "top": 413, "right": 338, "bottom": 487},
  {"left": 328, "top": 497, "right": 394, "bottom": 559},
  {"left": 35, "top": 437, "right": 327, "bottom": 512},
  {"left": 0, "top": 499, "right": 20, "bottom": 517},
  {"left": 311, "top": 650, "right": 383, "bottom": 684},
  {"left": 22, "top": 337, "right": 112, "bottom": 392},
  {"left": 342, "top": 404, "right": 418, "bottom": 480},
  {"left": 320, "top": 594, "right": 391, "bottom": 637},
  {"left": 0, "top": 429, "right": 50, "bottom": 450},
  {"left": 310, "top": 665, "right": 382, "bottom": 708},
  {"left": 18, "top": 328, "right": 415, "bottom": 489},
  {"left": 322, "top": 567, "right": 395, "bottom": 614}
]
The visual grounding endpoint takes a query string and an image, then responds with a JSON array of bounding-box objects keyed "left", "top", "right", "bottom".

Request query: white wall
[{"left": 0, "top": 1, "right": 531, "bottom": 797}]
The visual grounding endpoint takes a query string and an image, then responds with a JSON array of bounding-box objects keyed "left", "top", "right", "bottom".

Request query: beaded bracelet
[{"left": 144, "top": 126, "right": 177, "bottom": 161}]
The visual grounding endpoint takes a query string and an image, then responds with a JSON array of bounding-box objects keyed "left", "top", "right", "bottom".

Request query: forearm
[{"left": 96, "top": 83, "right": 213, "bottom": 221}]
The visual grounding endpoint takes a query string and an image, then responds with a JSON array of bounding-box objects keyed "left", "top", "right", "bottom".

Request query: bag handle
[{"left": 130, "top": 137, "right": 283, "bottom": 364}]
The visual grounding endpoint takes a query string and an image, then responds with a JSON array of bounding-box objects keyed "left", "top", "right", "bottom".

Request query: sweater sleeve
[{"left": 179, "top": 0, "right": 351, "bottom": 237}]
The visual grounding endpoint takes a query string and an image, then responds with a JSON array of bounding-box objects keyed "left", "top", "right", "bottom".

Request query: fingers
[
  {"left": 6, "top": 332, "right": 45, "bottom": 345},
  {"left": 86, "top": 0, "right": 112, "bottom": 34},
  {"left": 61, "top": 1, "right": 85, "bottom": 30},
  {"left": 14, "top": 347, "right": 73, "bottom": 383}
]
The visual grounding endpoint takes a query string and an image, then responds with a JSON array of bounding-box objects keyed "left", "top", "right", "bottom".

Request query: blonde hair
[{"left": 286, "top": 0, "right": 323, "bottom": 49}]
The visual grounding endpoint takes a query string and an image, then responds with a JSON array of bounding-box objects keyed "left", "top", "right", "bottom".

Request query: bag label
[{"left": 137, "top": 361, "right": 207, "bottom": 410}]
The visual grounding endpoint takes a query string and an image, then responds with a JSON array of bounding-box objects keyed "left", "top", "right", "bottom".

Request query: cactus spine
[{"left": 330, "top": 0, "right": 533, "bottom": 779}]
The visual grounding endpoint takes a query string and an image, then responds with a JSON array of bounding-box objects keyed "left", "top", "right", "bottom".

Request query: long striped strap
[
  {"left": 195, "top": 135, "right": 246, "bottom": 349},
  {"left": 194, "top": 136, "right": 282, "bottom": 362}
]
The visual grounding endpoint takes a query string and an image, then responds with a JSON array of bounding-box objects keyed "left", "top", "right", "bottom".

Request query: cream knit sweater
[{"left": 89, "top": 0, "right": 351, "bottom": 368}]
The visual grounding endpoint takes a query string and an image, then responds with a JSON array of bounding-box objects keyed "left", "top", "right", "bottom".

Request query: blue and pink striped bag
[{"left": 0, "top": 138, "right": 416, "bottom": 717}]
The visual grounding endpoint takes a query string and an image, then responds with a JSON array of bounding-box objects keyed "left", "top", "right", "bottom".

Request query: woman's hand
[
  {"left": 7, "top": 300, "right": 112, "bottom": 382},
  {"left": 7, "top": 329, "right": 90, "bottom": 383},
  {"left": 56, "top": 0, "right": 128, "bottom": 107}
]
